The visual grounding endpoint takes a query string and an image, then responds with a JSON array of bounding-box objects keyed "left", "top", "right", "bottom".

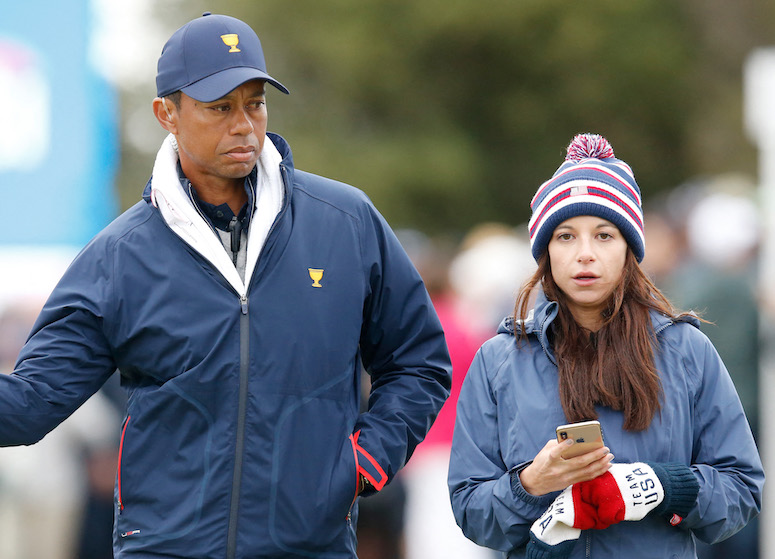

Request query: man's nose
[{"left": 231, "top": 108, "right": 254, "bottom": 135}]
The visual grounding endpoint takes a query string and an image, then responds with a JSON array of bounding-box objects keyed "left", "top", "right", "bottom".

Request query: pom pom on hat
[
  {"left": 565, "top": 133, "right": 615, "bottom": 162},
  {"left": 528, "top": 133, "right": 645, "bottom": 262}
]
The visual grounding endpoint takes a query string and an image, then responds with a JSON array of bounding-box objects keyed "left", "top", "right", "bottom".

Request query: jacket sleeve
[
  {"left": 353, "top": 206, "right": 451, "bottom": 491},
  {"left": 448, "top": 346, "right": 556, "bottom": 551},
  {"left": 683, "top": 331, "right": 764, "bottom": 544},
  {"left": 0, "top": 243, "right": 117, "bottom": 446}
]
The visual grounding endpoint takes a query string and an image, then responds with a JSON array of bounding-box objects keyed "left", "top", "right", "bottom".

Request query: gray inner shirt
[{"left": 216, "top": 229, "right": 248, "bottom": 283}]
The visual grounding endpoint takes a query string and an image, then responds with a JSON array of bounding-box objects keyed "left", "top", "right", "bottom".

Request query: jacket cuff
[
  {"left": 351, "top": 430, "right": 388, "bottom": 492},
  {"left": 509, "top": 461, "right": 555, "bottom": 507},
  {"left": 647, "top": 462, "right": 699, "bottom": 522}
]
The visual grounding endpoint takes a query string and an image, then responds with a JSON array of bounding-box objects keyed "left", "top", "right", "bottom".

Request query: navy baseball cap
[{"left": 156, "top": 12, "right": 289, "bottom": 102}]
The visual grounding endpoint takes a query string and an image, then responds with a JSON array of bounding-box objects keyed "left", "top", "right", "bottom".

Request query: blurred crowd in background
[{"left": 0, "top": 174, "right": 761, "bottom": 559}]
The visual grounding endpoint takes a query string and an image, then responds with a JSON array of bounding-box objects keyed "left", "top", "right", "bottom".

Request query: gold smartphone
[{"left": 556, "top": 420, "right": 604, "bottom": 459}]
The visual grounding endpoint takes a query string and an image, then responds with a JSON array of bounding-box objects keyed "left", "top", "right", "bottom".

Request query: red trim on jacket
[{"left": 351, "top": 429, "right": 387, "bottom": 491}]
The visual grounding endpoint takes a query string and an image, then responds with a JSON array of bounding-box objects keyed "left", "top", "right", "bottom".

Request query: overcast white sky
[{"left": 91, "top": 0, "right": 170, "bottom": 88}]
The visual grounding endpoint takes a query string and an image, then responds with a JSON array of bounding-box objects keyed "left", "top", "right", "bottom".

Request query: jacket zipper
[
  {"left": 117, "top": 415, "right": 131, "bottom": 513},
  {"left": 224, "top": 164, "right": 289, "bottom": 558},
  {"left": 226, "top": 294, "right": 250, "bottom": 559}
]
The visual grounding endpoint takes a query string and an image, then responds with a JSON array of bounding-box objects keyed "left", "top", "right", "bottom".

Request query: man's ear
[{"left": 153, "top": 97, "right": 178, "bottom": 133}]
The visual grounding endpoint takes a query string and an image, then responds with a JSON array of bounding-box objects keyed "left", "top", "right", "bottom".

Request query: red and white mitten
[
  {"left": 579, "top": 462, "right": 664, "bottom": 526},
  {"left": 577, "top": 462, "right": 700, "bottom": 528},
  {"left": 526, "top": 487, "right": 584, "bottom": 559}
]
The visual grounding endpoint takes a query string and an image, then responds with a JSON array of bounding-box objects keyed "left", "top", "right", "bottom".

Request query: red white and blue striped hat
[{"left": 528, "top": 133, "right": 645, "bottom": 262}]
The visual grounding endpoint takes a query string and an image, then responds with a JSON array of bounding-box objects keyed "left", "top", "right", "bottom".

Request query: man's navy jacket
[{"left": 0, "top": 133, "right": 451, "bottom": 558}]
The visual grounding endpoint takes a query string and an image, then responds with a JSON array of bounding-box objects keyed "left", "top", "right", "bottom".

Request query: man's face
[{"left": 170, "top": 80, "right": 268, "bottom": 189}]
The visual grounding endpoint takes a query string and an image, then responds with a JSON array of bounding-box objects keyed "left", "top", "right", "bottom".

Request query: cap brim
[{"left": 181, "top": 66, "right": 289, "bottom": 102}]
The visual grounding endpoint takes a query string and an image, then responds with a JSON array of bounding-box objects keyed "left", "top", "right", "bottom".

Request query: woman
[{"left": 448, "top": 133, "right": 763, "bottom": 558}]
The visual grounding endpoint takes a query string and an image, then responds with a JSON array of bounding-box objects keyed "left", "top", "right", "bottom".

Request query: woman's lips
[{"left": 572, "top": 273, "right": 599, "bottom": 286}]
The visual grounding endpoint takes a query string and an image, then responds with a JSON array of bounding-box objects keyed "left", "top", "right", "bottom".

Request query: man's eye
[
  {"left": 211, "top": 105, "right": 230, "bottom": 112},
  {"left": 248, "top": 100, "right": 266, "bottom": 110}
]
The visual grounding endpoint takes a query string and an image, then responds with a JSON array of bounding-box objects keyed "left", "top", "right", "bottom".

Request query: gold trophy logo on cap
[{"left": 220, "top": 34, "right": 241, "bottom": 53}]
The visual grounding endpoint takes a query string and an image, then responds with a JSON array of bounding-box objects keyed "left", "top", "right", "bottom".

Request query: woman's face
[{"left": 547, "top": 215, "right": 628, "bottom": 331}]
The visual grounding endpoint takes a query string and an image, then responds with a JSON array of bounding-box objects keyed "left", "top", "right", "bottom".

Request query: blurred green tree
[{"left": 118, "top": 0, "right": 774, "bottom": 236}]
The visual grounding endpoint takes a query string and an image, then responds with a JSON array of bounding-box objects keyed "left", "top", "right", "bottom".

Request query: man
[{"left": 0, "top": 12, "right": 451, "bottom": 559}]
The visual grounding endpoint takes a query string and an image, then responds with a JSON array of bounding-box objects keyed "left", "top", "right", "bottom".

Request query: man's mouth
[{"left": 225, "top": 147, "right": 256, "bottom": 162}]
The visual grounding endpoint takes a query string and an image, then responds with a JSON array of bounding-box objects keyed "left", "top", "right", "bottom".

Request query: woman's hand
[{"left": 519, "top": 439, "right": 613, "bottom": 496}]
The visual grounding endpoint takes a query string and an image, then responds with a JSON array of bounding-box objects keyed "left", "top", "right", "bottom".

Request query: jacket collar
[
  {"left": 143, "top": 133, "right": 289, "bottom": 296},
  {"left": 498, "top": 289, "right": 556, "bottom": 335},
  {"left": 496, "top": 287, "right": 697, "bottom": 365},
  {"left": 142, "top": 133, "right": 294, "bottom": 206},
  {"left": 497, "top": 289, "right": 558, "bottom": 364}
]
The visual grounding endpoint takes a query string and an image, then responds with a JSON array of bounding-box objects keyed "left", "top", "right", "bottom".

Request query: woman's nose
[{"left": 576, "top": 238, "right": 595, "bottom": 262}]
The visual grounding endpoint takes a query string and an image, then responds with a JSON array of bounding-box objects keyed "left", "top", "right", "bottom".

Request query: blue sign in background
[{"left": 0, "top": 0, "right": 118, "bottom": 247}]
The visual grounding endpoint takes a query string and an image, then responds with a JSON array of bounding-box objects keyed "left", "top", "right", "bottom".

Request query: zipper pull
[
  {"left": 228, "top": 216, "right": 242, "bottom": 266},
  {"left": 240, "top": 294, "right": 248, "bottom": 315}
]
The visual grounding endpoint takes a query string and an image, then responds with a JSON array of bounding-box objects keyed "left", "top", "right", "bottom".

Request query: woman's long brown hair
[{"left": 514, "top": 249, "right": 693, "bottom": 431}]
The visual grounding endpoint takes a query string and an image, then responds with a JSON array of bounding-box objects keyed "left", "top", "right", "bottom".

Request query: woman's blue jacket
[{"left": 449, "top": 291, "right": 763, "bottom": 558}]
